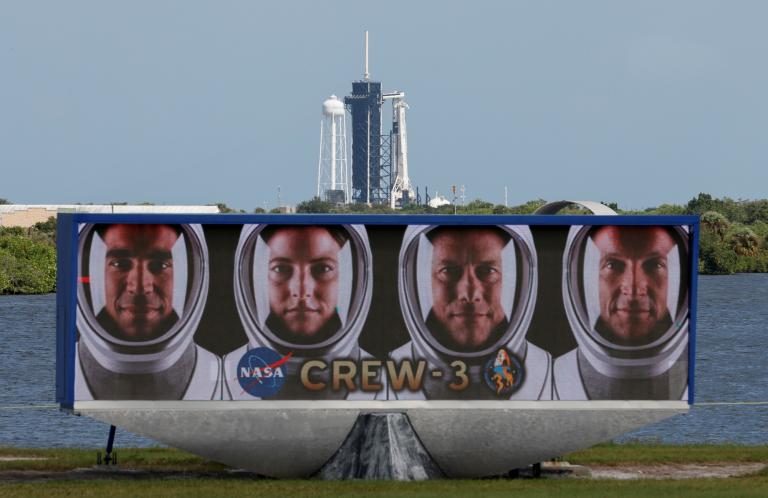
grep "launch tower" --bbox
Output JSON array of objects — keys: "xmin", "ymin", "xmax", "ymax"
[
  {"xmin": 344, "ymin": 32, "xmax": 388, "ymax": 205},
  {"xmin": 343, "ymin": 32, "xmax": 415, "ymax": 207}
]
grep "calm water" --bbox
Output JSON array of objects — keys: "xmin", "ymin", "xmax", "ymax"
[{"xmin": 1, "ymin": 274, "xmax": 767, "ymax": 448}]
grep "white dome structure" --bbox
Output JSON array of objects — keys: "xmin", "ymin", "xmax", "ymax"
[
  {"xmin": 322, "ymin": 95, "xmax": 346, "ymax": 117},
  {"xmin": 428, "ymin": 194, "xmax": 451, "ymax": 208}
]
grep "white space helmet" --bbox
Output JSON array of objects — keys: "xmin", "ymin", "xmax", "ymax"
[
  {"xmin": 233, "ymin": 224, "xmax": 373, "ymax": 359},
  {"xmin": 76, "ymin": 223, "xmax": 209, "ymax": 374},
  {"xmin": 397, "ymin": 225, "xmax": 538, "ymax": 367},
  {"xmin": 562, "ymin": 225, "xmax": 689, "ymax": 379}
]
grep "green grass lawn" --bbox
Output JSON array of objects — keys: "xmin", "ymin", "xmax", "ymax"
[
  {"xmin": 2, "ymin": 477, "xmax": 768, "ymax": 498},
  {"xmin": 567, "ymin": 442, "xmax": 768, "ymax": 466},
  {"xmin": 1, "ymin": 444, "xmax": 767, "ymax": 497},
  {"xmin": 3, "ymin": 443, "xmax": 767, "ymax": 471},
  {"xmin": 0, "ymin": 446, "xmax": 227, "ymax": 472}
]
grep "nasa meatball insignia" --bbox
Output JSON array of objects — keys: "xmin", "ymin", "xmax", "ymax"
[{"xmin": 237, "ymin": 347, "xmax": 292, "ymax": 398}]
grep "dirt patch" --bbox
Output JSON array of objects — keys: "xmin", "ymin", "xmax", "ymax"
[
  {"xmin": 586, "ymin": 463, "xmax": 766, "ymax": 480},
  {"xmin": 0, "ymin": 457, "xmax": 48, "ymax": 462}
]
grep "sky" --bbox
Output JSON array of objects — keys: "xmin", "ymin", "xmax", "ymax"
[{"xmin": 1, "ymin": 1, "xmax": 766, "ymax": 211}]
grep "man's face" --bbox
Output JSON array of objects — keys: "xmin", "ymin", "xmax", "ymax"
[
  {"xmin": 102, "ymin": 225, "xmax": 179, "ymax": 341},
  {"xmin": 592, "ymin": 226, "xmax": 676, "ymax": 343},
  {"xmin": 267, "ymin": 227, "xmax": 341, "ymax": 342},
  {"xmin": 430, "ymin": 228, "xmax": 507, "ymax": 351}
]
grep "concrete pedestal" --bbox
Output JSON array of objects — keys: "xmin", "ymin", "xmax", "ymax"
[{"xmin": 317, "ymin": 413, "xmax": 443, "ymax": 480}]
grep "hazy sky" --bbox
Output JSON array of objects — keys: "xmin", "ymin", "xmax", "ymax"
[{"xmin": 1, "ymin": 1, "xmax": 766, "ymax": 210}]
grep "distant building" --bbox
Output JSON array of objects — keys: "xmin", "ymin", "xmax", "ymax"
[
  {"xmin": 274, "ymin": 206, "xmax": 297, "ymax": 214},
  {"xmin": 0, "ymin": 205, "xmax": 220, "ymax": 228},
  {"xmin": 428, "ymin": 195, "xmax": 451, "ymax": 209}
]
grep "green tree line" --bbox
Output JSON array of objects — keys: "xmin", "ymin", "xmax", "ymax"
[
  {"xmin": 1, "ymin": 193, "xmax": 767, "ymax": 294},
  {"xmin": 0, "ymin": 218, "xmax": 57, "ymax": 294}
]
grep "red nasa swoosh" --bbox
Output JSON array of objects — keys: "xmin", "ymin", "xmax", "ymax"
[
  {"xmin": 267, "ymin": 351, "xmax": 293, "ymax": 370},
  {"xmin": 240, "ymin": 351, "xmax": 293, "ymax": 392}
]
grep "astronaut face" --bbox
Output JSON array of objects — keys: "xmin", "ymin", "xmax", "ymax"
[
  {"xmin": 101, "ymin": 224, "xmax": 179, "ymax": 341},
  {"xmin": 591, "ymin": 226, "xmax": 676, "ymax": 344},
  {"xmin": 429, "ymin": 228, "xmax": 507, "ymax": 351},
  {"xmin": 266, "ymin": 227, "xmax": 342, "ymax": 343}
]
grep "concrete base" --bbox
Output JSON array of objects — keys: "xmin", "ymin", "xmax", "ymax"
[
  {"xmin": 73, "ymin": 400, "xmax": 687, "ymax": 478},
  {"xmin": 317, "ymin": 413, "xmax": 443, "ymax": 480}
]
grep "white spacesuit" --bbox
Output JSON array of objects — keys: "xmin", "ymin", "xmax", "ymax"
[
  {"xmin": 74, "ymin": 223, "xmax": 223, "ymax": 401},
  {"xmin": 225, "ymin": 224, "xmax": 385, "ymax": 400},
  {"xmin": 553, "ymin": 225, "xmax": 689, "ymax": 401},
  {"xmin": 389, "ymin": 225, "xmax": 552, "ymax": 400}
]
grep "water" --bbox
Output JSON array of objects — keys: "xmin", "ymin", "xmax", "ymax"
[
  {"xmin": 1, "ymin": 274, "xmax": 767, "ymax": 448},
  {"xmin": 615, "ymin": 273, "xmax": 768, "ymax": 445}
]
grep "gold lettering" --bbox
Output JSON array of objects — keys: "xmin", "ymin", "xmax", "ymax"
[
  {"xmin": 301, "ymin": 360, "xmax": 327, "ymax": 391},
  {"xmin": 386, "ymin": 360, "xmax": 426, "ymax": 391},
  {"xmin": 332, "ymin": 360, "xmax": 357, "ymax": 391},
  {"xmin": 361, "ymin": 360, "xmax": 382, "ymax": 392},
  {"xmin": 448, "ymin": 360, "xmax": 469, "ymax": 391}
]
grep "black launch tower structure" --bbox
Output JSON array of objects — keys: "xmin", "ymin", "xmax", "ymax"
[{"xmin": 345, "ymin": 81, "xmax": 391, "ymax": 205}]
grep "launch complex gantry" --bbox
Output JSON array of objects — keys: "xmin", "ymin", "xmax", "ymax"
[{"xmin": 344, "ymin": 32, "xmax": 415, "ymax": 208}]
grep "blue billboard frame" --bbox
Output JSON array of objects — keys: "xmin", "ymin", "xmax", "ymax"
[{"xmin": 56, "ymin": 213, "xmax": 699, "ymax": 409}]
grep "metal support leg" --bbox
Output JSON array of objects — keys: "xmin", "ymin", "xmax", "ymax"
[{"xmin": 104, "ymin": 425, "xmax": 117, "ymax": 465}]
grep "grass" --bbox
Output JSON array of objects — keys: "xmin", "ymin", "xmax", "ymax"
[
  {"xmin": 566, "ymin": 442, "xmax": 768, "ymax": 466},
  {"xmin": 3, "ymin": 443, "xmax": 767, "ymax": 472},
  {"xmin": 0, "ymin": 446, "xmax": 226, "ymax": 472},
  {"xmin": 1, "ymin": 443, "xmax": 767, "ymax": 497},
  {"xmin": 2, "ymin": 478, "xmax": 768, "ymax": 498}
]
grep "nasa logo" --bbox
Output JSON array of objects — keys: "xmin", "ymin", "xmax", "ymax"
[
  {"xmin": 236, "ymin": 347, "xmax": 292, "ymax": 398},
  {"xmin": 483, "ymin": 348, "xmax": 524, "ymax": 397}
]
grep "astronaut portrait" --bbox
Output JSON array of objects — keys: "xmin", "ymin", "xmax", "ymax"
[
  {"xmin": 591, "ymin": 226, "xmax": 677, "ymax": 346},
  {"xmin": 392, "ymin": 225, "xmax": 551, "ymax": 400},
  {"xmin": 427, "ymin": 227, "xmax": 509, "ymax": 352},
  {"xmin": 228, "ymin": 224, "xmax": 382, "ymax": 400},
  {"xmin": 554, "ymin": 225, "xmax": 689, "ymax": 400},
  {"xmin": 261, "ymin": 226, "xmax": 347, "ymax": 345},
  {"xmin": 75, "ymin": 223, "xmax": 221, "ymax": 401},
  {"xmin": 97, "ymin": 224, "xmax": 181, "ymax": 341}
]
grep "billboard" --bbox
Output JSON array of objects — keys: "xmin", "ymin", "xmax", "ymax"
[{"xmin": 58, "ymin": 216, "xmax": 696, "ymax": 405}]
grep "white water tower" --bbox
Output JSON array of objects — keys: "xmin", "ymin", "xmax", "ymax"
[{"xmin": 317, "ymin": 95, "xmax": 350, "ymax": 204}]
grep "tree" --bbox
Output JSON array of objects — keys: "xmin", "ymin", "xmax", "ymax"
[
  {"xmin": 507, "ymin": 199, "xmax": 547, "ymax": 214},
  {"xmin": 465, "ymin": 199, "xmax": 494, "ymax": 213},
  {"xmin": 744, "ymin": 199, "xmax": 768, "ymax": 224},
  {"xmin": 0, "ymin": 235, "xmax": 56, "ymax": 294},
  {"xmin": 648, "ymin": 204, "xmax": 687, "ymax": 215},
  {"xmin": 701, "ymin": 211, "xmax": 730, "ymax": 241},
  {"xmin": 212, "ymin": 203, "xmax": 245, "ymax": 214},
  {"xmin": 33, "ymin": 217, "xmax": 57, "ymax": 235},
  {"xmin": 296, "ymin": 197, "xmax": 334, "ymax": 213},
  {"xmin": 0, "ymin": 263, "xmax": 10, "ymax": 293},
  {"xmin": 686, "ymin": 193, "xmax": 717, "ymax": 215},
  {"xmin": 0, "ymin": 198, "xmax": 10, "ymax": 205},
  {"xmin": 729, "ymin": 226, "xmax": 760, "ymax": 257}
]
